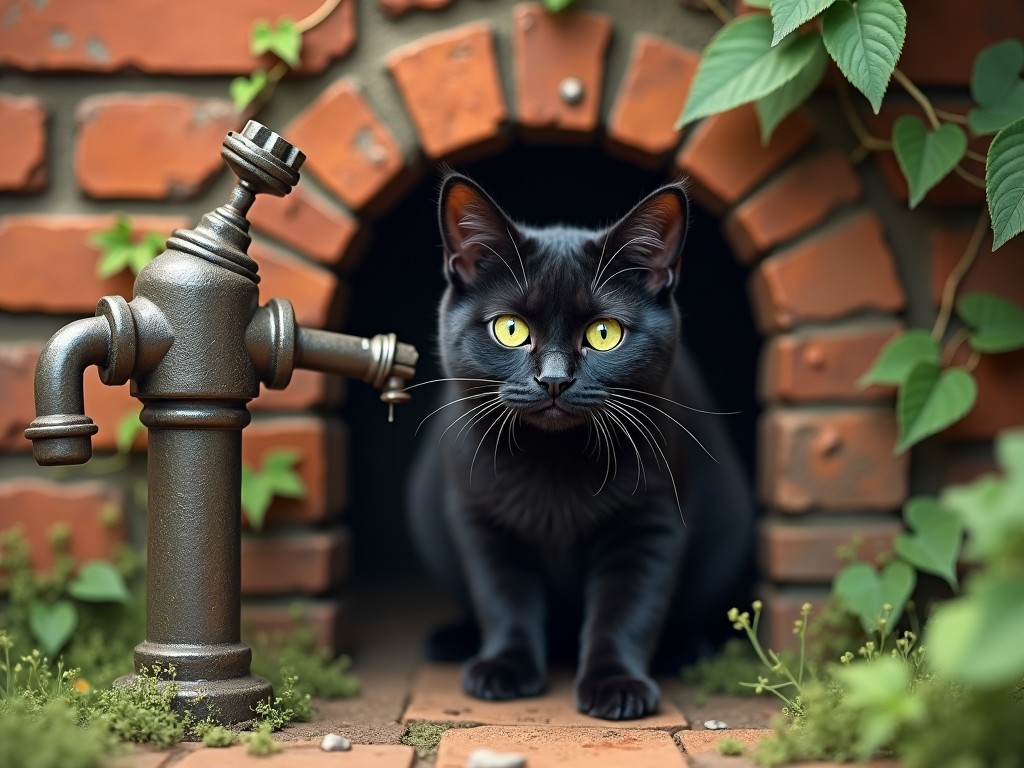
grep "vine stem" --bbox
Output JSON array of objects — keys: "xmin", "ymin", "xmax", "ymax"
[
  {"xmin": 892, "ymin": 68, "xmax": 940, "ymax": 130},
  {"xmin": 935, "ymin": 107, "xmax": 969, "ymax": 125},
  {"xmin": 932, "ymin": 208, "xmax": 989, "ymax": 341},
  {"xmin": 700, "ymin": 0, "xmax": 734, "ymax": 25},
  {"xmin": 837, "ymin": 79, "xmax": 891, "ymax": 152},
  {"xmin": 294, "ymin": 0, "xmax": 343, "ymax": 33}
]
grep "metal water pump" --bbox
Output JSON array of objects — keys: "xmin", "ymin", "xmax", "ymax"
[{"xmin": 24, "ymin": 121, "xmax": 418, "ymax": 723}]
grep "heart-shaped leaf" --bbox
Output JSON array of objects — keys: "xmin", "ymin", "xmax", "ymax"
[
  {"xmin": 241, "ymin": 465, "xmax": 273, "ymax": 533},
  {"xmin": 678, "ymin": 14, "xmax": 822, "ymax": 127},
  {"xmin": 958, "ymin": 291, "xmax": 1024, "ymax": 353},
  {"xmin": 28, "ymin": 600, "xmax": 78, "ymax": 658},
  {"xmin": 896, "ymin": 361, "xmax": 977, "ymax": 453},
  {"xmin": 251, "ymin": 19, "xmax": 302, "ymax": 68},
  {"xmin": 894, "ymin": 497, "xmax": 963, "ymax": 589},
  {"xmin": 892, "ymin": 117, "xmax": 967, "ymax": 208},
  {"xmin": 68, "ymin": 561, "xmax": 131, "ymax": 603},
  {"xmin": 822, "ymin": 0, "xmax": 906, "ymax": 113},
  {"xmin": 230, "ymin": 71, "xmax": 268, "ymax": 113},
  {"xmin": 770, "ymin": 0, "xmax": 837, "ymax": 46},
  {"xmin": 833, "ymin": 560, "xmax": 916, "ymax": 635},
  {"xmin": 756, "ymin": 32, "xmax": 828, "ymax": 144},
  {"xmin": 987, "ymin": 118, "xmax": 1024, "ymax": 250},
  {"xmin": 858, "ymin": 330, "xmax": 940, "ymax": 388},
  {"xmin": 968, "ymin": 39, "xmax": 1024, "ymax": 136}
]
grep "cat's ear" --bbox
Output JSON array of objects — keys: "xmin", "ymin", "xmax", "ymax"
[
  {"xmin": 438, "ymin": 173, "xmax": 518, "ymax": 287},
  {"xmin": 601, "ymin": 183, "xmax": 689, "ymax": 295}
]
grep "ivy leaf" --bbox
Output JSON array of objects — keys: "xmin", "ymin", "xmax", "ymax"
[
  {"xmin": 821, "ymin": 0, "xmax": 906, "ymax": 113},
  {"xmin": 756, "ymin": 32, "xmax": 827, "ymax": 144},
  {"xmin": 833, "ymin": 560, "xmax": 915, "ymax": 635},
  {"xmin": 896, "ymin": 361, "xmax": 977, "ymax": 453},
  {"xmin": 230, "ymin": 70, "xmax": 269, "ymax": 113},
  {"xmin": 770, "ymin": 0, "xmax": 837, "ymax": 46},
  {"xmin": 858, "ymin": 330, "xmax": 940, "ymax": 388},
  {"xmin": 677, "ymin": 14, "xmax": 822, "ymax": 127},
  {"xmin": 958, "ymin": 292, "xmax": 1024, "ymax": 353},
  {"xmin": 115, "ymin": 410, "xmax": 144, "ymax": 454},
  {"xmin": 893, "ymin": 496, "xmax": 963, "ymax": 589},
  {"xmin": 241, "ymin": 450, "xmax": 306, "ymax": 532},
  {"xmin": 28, "ymin": 600, "xmax": 78, "ymax": 658},
  {"xmin": 892, "ymin": 116, "xmax": 967, "ymax": 208},
  {"xmin": 987, "ymin": 117, "xmax": 1024, "ymax": 250},
  {"xmin": 67, "ymin": 561, "xmax": 131, "ymax": 603},
  {"xmin": 251, "ymin": 19, "xmax": 302, "ymax": 69},
  {"xmin": 968, "ymin": 39, "xmax": 1024, "ymax": 136},
  {"xmin": 241, "ymin": 466, "xmax": 272, "ymax": 533},
  {"xmin": 90, "ymin": 215, "xmax": 163, "ymax": 278}
]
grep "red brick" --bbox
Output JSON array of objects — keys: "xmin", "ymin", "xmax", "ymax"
[
  {"xmin": 759, "ymin": 408, "xmax": 908, "ymax": 512},
  {"xmin": 759, "ymin": 323, "xmax": 902, "ymax": 403},
  {"xmin": 748, "ymin": 213, "xmax": 905, "ymax": 333},
  {"xmin": 255, "ymin": 371, "xmax": 342, "ymax": 411},
  {"xmin": 249, "ymin": 187, "xmax": 359, "ymax": 268},
  {"xmin": 242, "ymin": 597, "xmax": 351, "ymax": 651},
  {"xmin": 387, "ymin": 22, "xmax": 507, "ymax": 161},
  {"xmin": 252, "ymin": 241, "xmax": 339, "ymax": 328},
  {"xmin": 240, "ymin": 529, "xmax": 349, "ymax": 596},
  {"xmin": 676, "ymin": 104, "xmax": 816, "ymax": 214},
  {"xmin": 943, "ymin": 350, "xmax": 1024, "ymax": 441},
  {"xmin": 378, "ymin": 0, "xmax": 452, "ymax": 17},
  {"xmin": 0, "ymin": 214, "xmax": 185, "ymax": 314},
  {"xmin": 75, "ymin": 94, "xmax": 237, "ymax": 200},
  {"xmin": 173, "ymin": 742, "xmax": 412, "ymax": 768},
  {"xmin": 605, "ymin": 35, "xmax": 699, "ymax": 165},
  {"xmin": 0, "ymin": 0, "xmax": 355, "ymax": 75},
  {"xmin": 757, "ymin": 584, "xmax": 830, "ymax": 653},
  {"xmin": 0, "ymin": 343, "xmax": 41, "ymax": 452},
  {"xmin": 930, "ymin": 227, "xmax": 1024, "ymax": 309},
  {"xmin": 678, "ymin": 729, "xmax": 770, "ymax": 756},
  {"xmin": 512, "ymin": 3, "xmax": 612, "ymax": 138},
  {"xmin": 0, "ymin": 94, "xmax": 47, "ymax": 192},
  {"xmin": 242, "ymin": 417, "xmax": 348, "ymax": 527},
  {"xmin": 724, "ymin": 152, "xmax": 862, "ymax": 263},
  {"xmin": 759, "ymin": 519, "xmax": 902, "ymax": 582},
  {"xmin": 286, "ymin": 78, "xmax": 404, "ymax": 211},
  {"xmin": 0, "ymin": 480, "xmax": 126, "ymax": 573}
]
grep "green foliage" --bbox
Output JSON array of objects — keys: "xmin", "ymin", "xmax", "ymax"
[
  {"xmin": 681, "ymin": 638, "xmax": 766, "ymax": 695},
  {"xmin": 542, "ymin": 0, "xmax": 575, "ymax": 11},
  {"xmin": 90, "ymin": 214, "xmax": 164, "ymax": 278},
  {"xmin": 250, "ymin": 622, "xmax": 360, "ymax": 701},
  {"xmin": 678, "ymin": 15, "xmax": 822, "ymax": 127},
  {"xmin": 0, "ymin": 698, "xmax": 116, "ymax": 768},
  {"xmin": 769, "ymin": 0, "xmax": 834, "ymax": 46},
  {"xmin": 891, "ymin": 117, "xmax": 967, "ymax": 208},
  {"xmin": 241, "ymin": 722, "xmax": 281, "ymax": 756},
  {"xmin": 832, "ymin": 561, "xmax": 914, "ymax": 636},
  {"xmin": 200, "ymin": 725, "xmax": 237, "ymax": 747},
  {"xmin": 402, "ymin": 721, "xmax": 451, "ymax": 758},
  {"xmin": 755, "ymin": 33, "xmax": 827, "ymax": 144},
  {"xmin": 896, "ymin": 362, "xmax": 977, "ymax": 453},
  {"xmin": 968, "ymin": 39, "xmax": 1024, "ymax": 136},
  {"xmin": 93, "ymin": 665, "xmax": 185, "ymax": 747},
  {"xmin": 987, "ymin": 117, "xmax": 1024, "ymax": 250},
  {"xmin": 958, "ymin": 292, "xmax": 1024, "ymax": 353},
  {"xmin": 241, "ymin": 450, "xmax": 306, "ymax": 532},
  {"xmin": 893, "ymin": 497, "xmax": 962, "ymax": 589},
  {"xmin": 115, "ymin": 409, "xmax": 144, "ymax": 454},
  {"xmin": 857, "ymin": 330, "xmax": 939, "ymax": 388},
  {"xmin": 67, "ymin": 562, "xmax": 131, "ymax": 604},
  {"xmin": 27, "ymin": 602, "xmax": 77, "ymax": 660},
  {"xmin": 716, "ymin": 737, "xmax": 746, "ymax": 756},
  {"xmin": 231, "ymin": 70, "xmax": 269, "ymax": 112},
  {"xmin": 251, "ymin": 19, "xmax": 302, "ymax": 68},
  {"xmin": 820, "ymin": 0, "xmax": 905, "ymax": 113}
]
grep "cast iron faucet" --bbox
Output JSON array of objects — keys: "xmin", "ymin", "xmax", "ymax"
[{"xmin": 25, "ymin": 121, "xmax": 417, "ymax": 723}]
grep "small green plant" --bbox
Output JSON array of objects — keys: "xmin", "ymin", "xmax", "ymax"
[
  {"xmin": 241, "ymin": 722, "xmax": 281, "ymax": 756},
  {"xmin": 250, "ymin": 620, "xmax": 359, "ymax": 701},
  {"xmin": 93, "ymin": 665, "xmax": 186, "ymax": 748},
  {"xmin": 240, "ymin": 449, "xmax": 306, "ymax": 532},
  {"xmin": 401, "ymin": 721, "xmax": 451, "ymax": 759},
  {"xmin": 717, "ymin": 737, "xmax": 746, "ymax": 756},
  {"xmin": 199, "ymin": 724, "xmax": 237, "ymax": 748},
  {"xmin": 681, "ymin": 638, "xmax": 765, "ymax": 696},
  {"xmin": 89, "ymin": 214, "xmax": 165, "ymax": 278}
]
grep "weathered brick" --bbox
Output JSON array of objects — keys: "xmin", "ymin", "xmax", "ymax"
[
  {"xmin": 930, "ymin": 227, "xmax": 1024, "ymax": 309},
  {"xmin": 0, "ymin": 0, "xmax": 355, "ymax": 75},
  {"xmin": 759, "ymin": 408, "xmax": 908, "ymax": 512},
  {"xmin": 388, "ymin": 22, "xmax": 507, "ymax": 161},
  {"xmin": 760, "ymin": 519, "xmax": 902, "ymax": 582},
  {"xmin": 286, "ymin": 79, "xmax": 404, "ymax": 211},
  {"xmin": 943, "ymin": 350, "xmax": 1024, "ymax": 441},
  {"xmin": 0, "ymin": 343, "xmax": 42, "ymax": 452},
  {"xmin": 0, "ymin": 215, "xmax": 185, "ymax": 314},
  {"xmin": 242, "ymin": 596, "xmax": 352, "ymax": 652},
  {"xmin": 757, "ymin": 584, "xmax": 830, "ymax": 653},
  {"xmin": 724, "ymin": 152, "xmax": 862, "ymax": 263},
  {"xmin": 251, "ymin": 241, "xmax": 339, "ymax": 328},
  {"xmin": 240, "ymin": 529, "xmax": 349, "ymax": 596},
  {"xmin": 676, "ymin": 104, "xmax": 816, "ymax": 214},
  {"xmin": 678, "ymin": 729, "xmax": 770, "ymax": 756},
  {"xmin": 748, "ymin": 213, "xmax": 905, "ymax": 333},
  {"xmin": 255, "ymin": 371, "xmax": 341, "ymax": 412},
  {"xmin": 75, "ymin": 94, "xmax": 237, "ymax": 199},
  {"xmin": 378, "ymin": 0, "xmax": 452, "ymax": 18},
  {"xmin": 0, "ymin": 480, "xmax": 126, "ymax": 573},
  {"xmin": 759, "ymin": 323, "xmax": 902, "ymax": 403},
  {"xmin": 172, "ymin": 741, "xmax": 413, "ymax": 768},
  {"xmin": 249, "ymin": 188, "xmax": 359, "ymax": 268},
  {"xmin": 512, "ymin": 3, "xmax": 612, "ymax": 138},
  {"xmin": 242, "ymin": 417, "xmax": 347, "ymax": 527},
  {"xmin": 0, "ymin": 94, "xmax": 47, "ymax": 192},
  {"xmin": 605, "ymin": 35, "xmax": 698, "ymax": 165}
]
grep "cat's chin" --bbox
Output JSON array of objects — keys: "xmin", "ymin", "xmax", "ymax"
[{"xmin": 521, "ymin": 405, "xmax": 587, "ymax": 432}]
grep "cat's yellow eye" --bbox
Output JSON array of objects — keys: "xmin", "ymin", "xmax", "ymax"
[
  {"xmin": 585, "ymin": 318, "xmax": 623, "ymax": 351},
  {"xmin": 493, "ymin": 314, "xmax": 530, "ymax": 347}
]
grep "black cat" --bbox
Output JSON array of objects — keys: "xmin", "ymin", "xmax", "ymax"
[{"xmin": 406, "ymin": 173, "xmax": 755, "ymax": 720}]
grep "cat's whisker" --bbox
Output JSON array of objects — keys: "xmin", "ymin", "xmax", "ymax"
[
  {"xmin": 477, "ymin": 241, "xmax": 527, "ymax": 296},
  {"xmin": 591, "ymin": 234, "xmax": 654, "ymax": 291},
  {"xmin": 438, "ymin": 397, "xmax": 501, "ymax": 446},
  {"xmin": 592, "ymin": 411, "xmax": 617, "ymax": 497},
  {"xmin": 611, "ymin": 393, "xmax": 720, "ymax": 464},
  {"xmin": 605, "ymin": 400, "xmax": 664, "ymax": 473},
  {"xmin": 402, "ymin": 377, "xmax": 503, "ymax": 392},
  {"xmin": 611, "ymin": 387, "xmax": 740, "ymax": 415},
  {"xmin": 606, "ymin": 402, "xmax": 685, "ymax": 524},
  {"xmin": 591, "ymin": 230, "xmax": 611, "ymax": 291},
  {"xmin": 493, "ymin": 407, "xmax": 515, "ymax": 476},
  {"xmin": 595, "ymin": 266, "xmax": 655, "ymax": 296},
  {"xmin": 608, "ymin": 397, "xmax": 669, "ymax": 450},
  {"xmin": 456, "ymin": 399, "xmax": 506, "ymax": 447},
  {"xmin": 602, "ymin": 407, "xmax": 646, "ymax": 495},
  {"xmin": 470, "ymin": 405, "xmax": 509, "ymax": 484},
  {"xmin": 417, "ymin": 389, "xmax": 499, "ymax": 436},
  {"xmin": 507, "ymin": 227, "xmax": 529, "ymax": 292}
]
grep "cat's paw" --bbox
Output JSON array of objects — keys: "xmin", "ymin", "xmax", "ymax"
[
  {"xmin": 461, "ymin": 654, "xmax": 545, "ymax": 700},
  {"xmin": 574, "ymin": 671, "xmax": 660, "ymax": 720}
]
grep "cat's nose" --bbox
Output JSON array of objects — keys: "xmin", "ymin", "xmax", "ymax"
[{"xmin": 535, "ymin": 376, "xmax": 575, "ymax": 398}]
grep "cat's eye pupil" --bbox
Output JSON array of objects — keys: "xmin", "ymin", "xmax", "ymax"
[
  {"xmin": 506, "ymin": 319, "xmax": 516, "ymax": 335},
  {"xmin": 598, "ymin": 324, "xmax": 608, "ymax": 340}
]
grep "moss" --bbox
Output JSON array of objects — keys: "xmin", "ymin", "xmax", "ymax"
[
  {"xmin": 241, "ymin": 722, "xmax": 281, "ymax": 756},
  {"xmin": 93, "ymin": 665, "xmax": 186, "ymax": 748},
  {"xmin": 716, "ymin": 737, "xmax": 746, "ymax": 756},
  {"xmin": 682, "ymin": 638, "xmax": 766, "ymax": 696},
  {"xmin": 200, "ymin": 725, "xmax": 237, "ymax": 748},
  {"xmin": 401, "ymin": 721, "xmax": 451, "ymax": 758},
  {"xmin": 0, "ymin": 699, "xmax": 117, "ymax": 768}
]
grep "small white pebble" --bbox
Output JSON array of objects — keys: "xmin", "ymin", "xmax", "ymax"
[
  {"xmin": 320, "ymin": 733, "xmax": 352, "ymax": 751},
  {"xmin": 466, "ymin": 747, "xmax": 527, "ymax": 768},
  {"xmin": 703, "ymin": 719, "xmax": 728, "ymax": 730}
]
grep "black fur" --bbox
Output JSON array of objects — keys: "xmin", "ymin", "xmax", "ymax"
[{"xmin": 407, "ymin": 174, "xmax": 755, "ymax": 720}]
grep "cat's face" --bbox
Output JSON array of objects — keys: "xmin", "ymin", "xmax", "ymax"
[{"xmin": 437, "ymin": 175, "xmax": 688, "ymax": 432}]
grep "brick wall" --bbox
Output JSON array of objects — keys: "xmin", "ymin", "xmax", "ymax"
[{"xmin": 1, "ymin": 0, "xmax": 1022, "ymax": 653}]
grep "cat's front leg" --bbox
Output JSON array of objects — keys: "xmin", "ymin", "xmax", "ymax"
[
  {"xmin": 451, "ymin": 510, "xmax": 547, "ymax": 700},
  {"xmin": 575, "ymin": 514, "xmax": 685, "ymax": 720}
]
